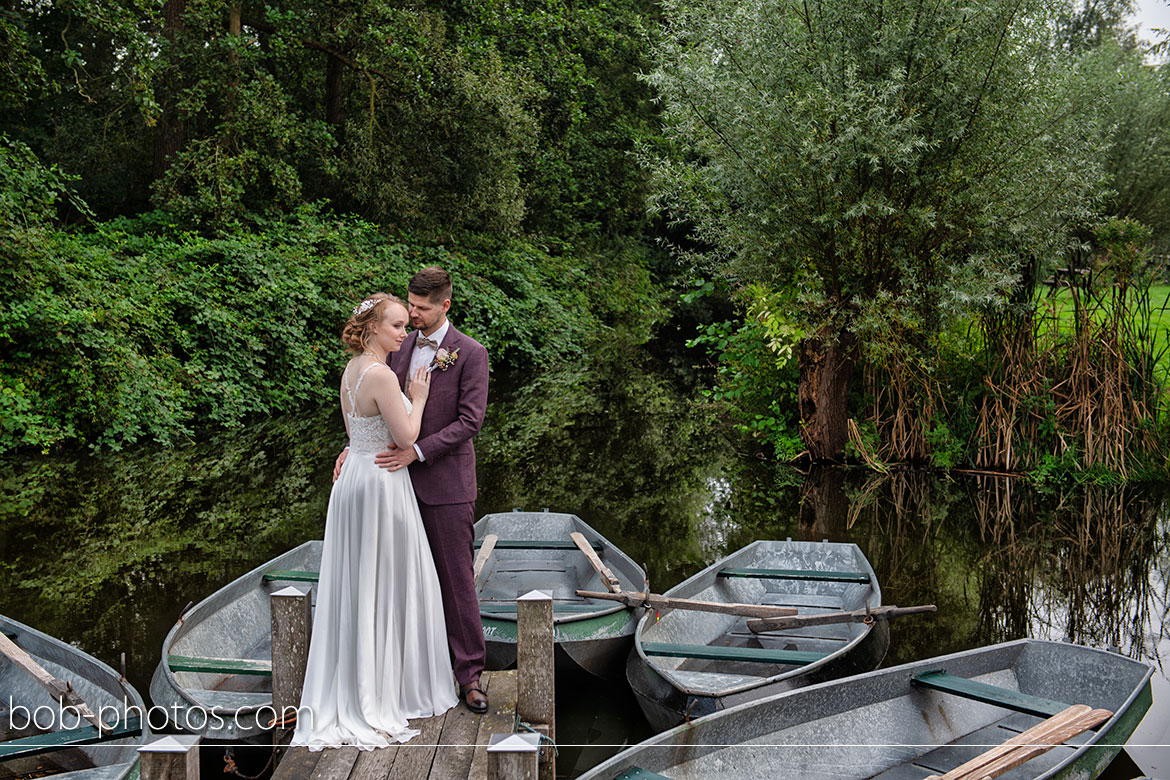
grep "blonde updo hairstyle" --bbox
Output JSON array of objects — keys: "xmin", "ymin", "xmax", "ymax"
[{"xmin": 342, "ymin": 293, "xmax": 406, "ymax": 354}]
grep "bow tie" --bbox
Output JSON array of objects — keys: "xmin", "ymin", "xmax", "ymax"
[{"xmin": 416, "ymin": 335, "xmax": 440, "ymax": 350}]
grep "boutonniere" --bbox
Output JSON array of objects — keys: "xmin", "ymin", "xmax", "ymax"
[{"xmin": 429, "ymin": 347, "xmax": 460, "ymax": 372}]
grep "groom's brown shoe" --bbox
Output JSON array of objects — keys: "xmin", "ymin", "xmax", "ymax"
[{"xmin": 461, "ymin": 682, "xmax": 488, "ymax": 714}]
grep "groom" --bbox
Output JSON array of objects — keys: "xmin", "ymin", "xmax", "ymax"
[{"xmin": 376, "ymin": 266, "xmax": 490, "ymax": 714}]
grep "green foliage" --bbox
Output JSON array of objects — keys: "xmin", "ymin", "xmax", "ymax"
[
  {"xmin": 0, "ymin": 0, "xmax": 660, "ymax": 241},
  {"xmin": 645, "ymin": 0, "xmax": 1107, "ymax": 357},
  {"xmin": 1082, "ymin": 44, "xmax": 1170, "ymax": 242},
  {"xmin": 0, "ymin": 195, "xmax": 627, "ymax": 454},
  {"xmin": 684, "ymin": 282, "xmax": 803, "ymax": 459},
  {"xmin": 924, "ymin": 422, "xmax": 964, "ymax": 470},
  {"xmin": 1094, "ymin": 216, "xmax": 1154, "ymax": 285}
]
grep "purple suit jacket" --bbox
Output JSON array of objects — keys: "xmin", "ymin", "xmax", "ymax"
[{"xmin": 389, "ymin": 324, "xmax": 489, "ymax": 506}]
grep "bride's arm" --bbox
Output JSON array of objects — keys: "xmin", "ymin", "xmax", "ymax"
[
  {"xmin": 369, "ymin": 365, "xmax": 429, "ymax": 447},
  {"xmin": 333, "ymin": 378, "xmax": 351, "ymax": 482}
]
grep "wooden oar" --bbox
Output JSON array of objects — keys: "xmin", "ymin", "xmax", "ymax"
[
  {"xmin": 570, "ymin": 532, "xmax": 622, "ymax": 593},
  {"xmin": 0, "ymin": 633, "xmax": 108, "ymax": 734},
  {"xmin": 576, "ymin": 589, "xmax": 798, "ymax": 619},
  {"xmin": 924, "ymin": 704, "xmax": 1112, "ymax": 780},
  {"xmin": 746, "ymin": 604, "xmax": 937, "ymax": 633},
  {"xmin": 473, "ymin": 534, "xmax": 498, "ymax": 584}
]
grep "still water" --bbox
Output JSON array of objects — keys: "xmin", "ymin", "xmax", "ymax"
[{"xmin": 0, "ymin": 366, "xmax": 1167, "ymax": 778}]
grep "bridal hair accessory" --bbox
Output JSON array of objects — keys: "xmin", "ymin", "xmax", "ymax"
[
  {"xmin": 352, "ymin": 298, "xmax": 381, "ymax": 317},
  {"xmin": 429, "ymin": 347, "xmax": 460, "ymax": 372}
]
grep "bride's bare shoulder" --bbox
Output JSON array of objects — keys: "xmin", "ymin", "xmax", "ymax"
[{"xmin": 364, "ymin": 363, "xmax": 400, "ymax": 387}]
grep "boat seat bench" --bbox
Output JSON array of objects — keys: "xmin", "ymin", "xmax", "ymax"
[
  {"xmin": 642, "ymin": 642, "xmax": 827, "ymax": 665},
  {"xmin": 473, "ymin": 539, "xmax": 602, "ymax": 550},
  {"xmin": 263, "ymin": 539, "xmax": 606, "ymax": 585},
  {"xmin": 168, "ymin": 655, "xmax": 273, "ymax": 676},
  {"xmin": 911, "ymin": 670, "xmax": 1070, "ymax": 719},
  {"xmin": 0, "ymin": 716, "xmax": 142, "ymax": 761},
  {"xmin": 263, "ymin": 570, "xmax": 318, "ymax": 582},
  {"xmin": 717, "ymin": 567, "xmax": 871, "ymax": 584}
]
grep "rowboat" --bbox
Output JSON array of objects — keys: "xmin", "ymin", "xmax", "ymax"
[
  {"xmin": 150, "ymin": 540, "xmax": 321, "ymax": 740},
  {"xmin": 582, "ymin": 639, "xmax": 1154, "ymax": 780},
  {"xmin": 475, "ymin": 510, "xmax": 647, "ymax": 678},
  {"xmin": 1, "ymin": 615, "xmax": 148, "ymax": 779},
  {"xmin": 627, "ymin": 538, "xmax": 889, "ymax": 731}
]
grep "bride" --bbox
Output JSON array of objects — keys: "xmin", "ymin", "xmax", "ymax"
[{"xmin": 292, "ymin": 293, "xmax": 458, "ymax": 749}]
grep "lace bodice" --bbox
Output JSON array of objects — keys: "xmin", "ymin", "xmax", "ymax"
[{"xmin": 344, "ymin": 362, "xmax": 411, "ymax": 453}]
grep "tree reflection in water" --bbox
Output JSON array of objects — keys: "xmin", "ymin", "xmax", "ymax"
[{"xmin": 0, "ymin": 360, "xmax": 1167, "ymax": 775}]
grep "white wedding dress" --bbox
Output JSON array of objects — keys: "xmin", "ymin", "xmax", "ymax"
[{"xmin": 292, "ymin": 363, "xmax": 457, "ymax": 749}]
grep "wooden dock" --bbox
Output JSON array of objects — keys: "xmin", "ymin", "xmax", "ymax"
[{"xmin": 270, "ymin": 669, "xmax": 519, "ymax": 780}]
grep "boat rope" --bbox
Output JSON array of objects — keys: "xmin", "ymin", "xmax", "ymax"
[
  {"xmin": 516, "ymin": 719, "xmax": 559, "ymax": 756},
  {"xmin": 223, "ymin": 744, "xmax": 277, "ymax": 779}
]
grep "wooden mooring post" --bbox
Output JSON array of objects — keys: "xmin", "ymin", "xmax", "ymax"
[
  {"xmin": 138, "ymin": 734, "xmax": 200, "ymax": 780},
  {"xmin": 486, "ymin": 733, "xmax": 540, "ymax": 780},
  {"xmin": 514, "ymin": 589, "xmax": 555, "ymax": 780},
  {"xmin": 270, "ymin": 585, "xmax": 312, "ymax": 738}
]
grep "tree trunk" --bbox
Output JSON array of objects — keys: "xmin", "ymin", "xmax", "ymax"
[
  {"xmin": 798, "ymin": 466, "xmax": 850, "ymax": 536},
  {"xmin": 797, "ymin": 327, "xmax": 858, "ymax": 461},
  {"xmin": 151, "ymin": 0, "xmax": 187, "ymax": 183},
  {"xmin": 325, "ymin": 54, "xmax": 345, "ymax": 142}
]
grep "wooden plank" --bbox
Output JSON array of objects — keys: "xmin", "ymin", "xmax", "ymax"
[
  {"xmin": 0, "ymin": 633, "xmax": 106, "ymax": 733},
  {"xmin": 167, "ymin": 655, "xmax": 272, "ymax": 676},
  {"xmin": 428, "ymin": 691, "xmax": 482, "ymax": 779},
  {"xmin": 473, "ymin": 534, "xmax": 499, "ymax": 583},
  {"xmin": 469, "ymin": 671, "xmax": 519, "ymax": 780},
  {"xmin": 263, "ymin": 570, "xmax": 320, "ymax": 583},
  {"xmin": 310, "ymin": 746, "xmax": 360, "ymax": 780},
  {"xmin": 474, "ymin": 540, "xmax": 601, "ymax": 550},
  {"xmin": 384, "ymin": 711, "xmax": 445, "ymax": 780},
  {"xmin": 747, "ymin": 604, "xmax": 937, "ymax": 633},
  {"xmin": 911, "ymin": 671, "xmax": 1069, "ymax": 719},
  {"xmin": 271, "ymin": 746, "xmax": 324, "ymax": 780},
  {"xmin": 924, "ymin": 705, "xmax": 1112, "ymax": 780},
  {"xmin": 570, "ymin": 532, "xmax": 622, "ymax": 593},
  {"xmin": 348, "ymin": 744, "xmax": 398, "ymax": 779},
  {"xmin": 577, "ymin": 589, "xmax": 798, "ymax": 619},
  {"xmin": 0, "ymin": 716, "xmax": 141, "ymax": 761},
  {"xmin": 641, "ymin": 642, "xmax": 826, "ymax": 665},
  {"xmin": 950, "ymin": 708, "xmax": 1111, "ymax": 780},
  {"xmin": 717, "ymin": 567, "xmax": 871, "ymax": 584}
]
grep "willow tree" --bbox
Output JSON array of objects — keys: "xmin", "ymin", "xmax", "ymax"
[{"xmin": 645, "ymin": 0, "xmax": 1105, "ymax": 460}]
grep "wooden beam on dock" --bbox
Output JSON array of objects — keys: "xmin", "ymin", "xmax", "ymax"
[
  {"xmin": 467, "ymin": 669, "xmax": 519, "ymax": 780},
  {"xmin": 269, "ymin": 670, "xmax": 520, "ymax": 780}
]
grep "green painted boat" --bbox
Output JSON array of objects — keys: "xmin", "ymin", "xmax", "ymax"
[{"xmin": 476, "ymin": 510, "xmax": 647, "ymax": 679}]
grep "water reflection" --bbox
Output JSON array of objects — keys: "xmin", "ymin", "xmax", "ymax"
[{"xmin": 0, "ymin": 362, "xmax": 1167, "ymax": 777}]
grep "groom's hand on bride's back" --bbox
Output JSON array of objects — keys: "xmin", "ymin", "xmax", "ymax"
[
  {"xmin": 375, "ymin": 443, "xmax": 418, "ymax": 472},
  {"xmin": 333, "ymin": 448, "xmax": 348, "ymax": 483}
]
